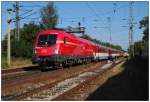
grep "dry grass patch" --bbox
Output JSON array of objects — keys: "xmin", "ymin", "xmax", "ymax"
[{"xmin": 2, "ymin": 57, "xmax": 32, "ymax": 69}]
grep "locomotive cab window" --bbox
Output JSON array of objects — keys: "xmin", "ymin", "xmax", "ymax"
[
  {"xmin": 38, "ymin": 34, "xmax": 57, "ymax": 47},
  {"xmin": 64, "ymin": 37, "xmax": 67, "ymax": 44}
]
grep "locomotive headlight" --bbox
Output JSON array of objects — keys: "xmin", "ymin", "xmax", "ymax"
[
  {"xmin": 33, "ymin": 49, "xmax": 37, "ymax": 54},
  {"xmin": 35, "ymin": 49, "xmax": 37, "ymax": 53},
  {"xmin": 54, "ymin": 48, "xmax": 59, "ymax": 54}
]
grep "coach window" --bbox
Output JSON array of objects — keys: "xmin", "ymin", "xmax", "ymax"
[{"xmin": 64, "ymin": 37, "xmax": 67, "ymax": 44}]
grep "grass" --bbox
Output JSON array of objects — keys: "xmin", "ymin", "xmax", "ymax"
[
  {"xmin": 1, "ymin": 56, "xmax": 32, "ymax": 69},
  {"xmin": 1, "ymin": 56, "xmax": 8, "ymax": 69}
]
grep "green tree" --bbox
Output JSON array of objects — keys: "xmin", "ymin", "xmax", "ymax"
[
  {"xmin": 17, "ymin": 22, "xmax": 41, "ymax": 57},
  {"xmin": 2, "ymin": 22, "xmax": 41, "ymax": 58},
  {"xmin": 133, "ymin": 16, "xmax": 149, "ymax": 55},
  {"xmin": 40, "ymin": 2, "xmax": 58, "ymax": 29},
  {"xmin": 113, "ymin": 45, "xmax": 122, "ymax": 51},
  {"xmin": 139, "ymin": 16, "xmax": 149, "ymax": 48},
  {"xmin": 80, "ymin": 34, "xmax": 92, "ymax": 40},
  {"xmin": 134, "ymin": 41, "xmax": 143, "ymax": 54}
]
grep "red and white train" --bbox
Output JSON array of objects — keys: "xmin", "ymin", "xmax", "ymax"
[{"xmin": 32, "ymin": 30, "xmax": 124, "ymax": 68}]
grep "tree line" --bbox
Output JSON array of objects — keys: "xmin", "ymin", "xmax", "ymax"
[{"xmin": 133, "ymin": 16, "xmax": 149, "ymax": 55}]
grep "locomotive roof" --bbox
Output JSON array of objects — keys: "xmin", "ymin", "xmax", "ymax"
[
  {"xmin": 39, "ymin": 30, "xmax": 95, "ymax": 45},
  {"xmin": 39, "ymin": 30, "xmax": 66, "ymax": 35},
  {"xmin": 39, "ymin": 30, "xmax": 123, "ymax": 52}
]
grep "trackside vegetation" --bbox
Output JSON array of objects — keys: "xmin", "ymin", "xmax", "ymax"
[{"xmin": 133, "ymin": 16, "xmax": 149, "ymax": 55}]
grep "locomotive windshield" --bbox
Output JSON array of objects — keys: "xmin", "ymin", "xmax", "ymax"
[{"xmin": 38, "ymin": 34, "xmax": 57, "ymax": 47}]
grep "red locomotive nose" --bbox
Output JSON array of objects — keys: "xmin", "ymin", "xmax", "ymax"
[{"xmin": 35, "ymin": 46, "xmax": 56, "ymax": 56}]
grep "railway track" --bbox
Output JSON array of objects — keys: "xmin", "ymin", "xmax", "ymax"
[
  {"xmin": 26, "ymin": 60, "xmax": 123, "ymax": 101},
  {"xmin": 2, "ymin": 65, "xmax": 40, "ymax": 83},
  {"xmin": 2, "ymin": 59, "xmax": 124, "ymax": 101},
  {"xmin": 54, "ymin": 60, "xmax": 124, "ymax": 100},
  {"xmin": 2, "ymin": 61, "xmax": 106, "ymax": 100},
  {"xmin": 2, "ymin": 65, "xmax": 39, "ymax": 74}
]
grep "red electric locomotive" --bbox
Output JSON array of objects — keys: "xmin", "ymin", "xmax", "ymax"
[
  {"xmin": 32, "ymin": 30, "xmax": 95, "ymax": 68},
  {"xmin": 32, "ymin": 29, "xmax": 123, "ymax": 69}
]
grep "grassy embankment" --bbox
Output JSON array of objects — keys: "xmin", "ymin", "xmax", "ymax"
[{"xmin": 2, "ymin": 56, "xmax": 32, "ymax": 70}]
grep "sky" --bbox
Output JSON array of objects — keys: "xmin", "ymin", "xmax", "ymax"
[{"xmin": 1, "ymin": 1, "xmax": 149, "ymax": 50}]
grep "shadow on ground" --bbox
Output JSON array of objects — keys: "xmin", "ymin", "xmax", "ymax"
[
  {"xmin": 86, "ymin": 56, "xmax": 149, "ymax": 100},
  {"xmin": 22, "ymin": 66, "xmax": 60, "ymax": 72}
]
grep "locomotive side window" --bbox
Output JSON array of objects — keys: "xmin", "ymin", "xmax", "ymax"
[
  {"xmin": 38, "ymin": 34, "xmax": 57, "ymax": 47},
  {"xmin": 64, "ymin": 37, "xmax": 67, "ymax": 44}
]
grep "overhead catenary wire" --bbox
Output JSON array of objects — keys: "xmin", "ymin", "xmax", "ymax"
[
  {"xmin": 19, "ymin": 5, "xmax": 43, "ymax": 8},
  {"xmin": 19, "ymin": 12, "xmax": 37, "ymax": 20},
  {"xmin": 57, "ymin": 2, "xmax": 129, "ymax": 30},
  {"xmin": 12, "ymin": 1, "xmax": 43, "ymax": 24},
  {"xmin": 86, "ymin": 2, "xmax": 134, "ymax": 47},
  {"xmin": 19, "ymin": 10, "xmax": 33, "ymax": 17},
  {"xmin": 21, "ymin": 20, "xmax": 40, "ymax": 23},
  {"xmin": 86, "ymin": 2, "xmax": 107, "ymax": 26},
  {"xmin": 21, "ymin": 17, "xmax": 40, "ymax": 20},
  {"xmin": 60, "ymin": 3, "xmax": 127, "ymax": 21}
]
